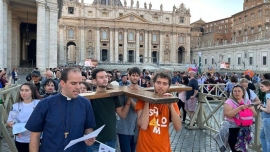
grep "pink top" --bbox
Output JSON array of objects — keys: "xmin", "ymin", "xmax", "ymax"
[
  {"xmin": 225, "ymin": 98, "xmax": 251, "ymax": 122},
  {"xmin": 178, "ymin": 91, "xmax": 186, "ymax": 103}
]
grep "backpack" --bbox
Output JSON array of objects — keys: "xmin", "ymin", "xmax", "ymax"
[{"xmin": 231, "ymin": 99, "xmax": 253, "ymax": 127}]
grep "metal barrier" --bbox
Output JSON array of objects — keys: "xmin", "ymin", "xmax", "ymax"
[
  {"xmin": 0, "ymin": 84, "xmax": 20, "ymax": 152},
  {"xmin": 186, "ymin": 84, "xmax": 261, "ymax": 151}
]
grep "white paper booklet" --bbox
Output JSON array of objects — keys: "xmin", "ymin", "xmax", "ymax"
[
  {"xmin": 64, "ymin": 125, "xmax": 105, "ymax": 150},
  {"xmin": 12, "ymin": 123, "xmax": 27, "ymax": 135}
]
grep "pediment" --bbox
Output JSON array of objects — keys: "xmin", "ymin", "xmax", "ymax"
[{"xmin": 115, "ymin": 13, "xmax": 150, "ymax": 23}]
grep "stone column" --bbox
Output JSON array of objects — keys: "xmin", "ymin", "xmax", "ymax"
[
  {"xmin": 124, "ymin": 29, "xmax": 128, "ymax": 62},
  {"xmin": 96, "ymin": 27, "xmax": 100, "ymax": 60},
  {"xmin": 171, "ymin": 32, "xmax": 176, "ymax": 63},
  {"xmin": 48, "ymin": 2, "xmax": 58, "ymax": 68},
  {"xmin": 144, "ymin": 30, "xmax": 148, "ymax": 63},
  {"xmin": 0, "ymin": 0, "xmax": 3, "ymax": 68},
  {"xmin": 11, "ymin": 16, "xmax": 19, "ymax": 68},
  {"xmin": 185, "ymin": 33, "xmax": 191, "ymax": 63},
  {"xmin": 17, "ymin": 20, "xmax": 21, "ymax": 64},
  {"xmin": 170, "ymin": 32, "xmax": 174, "ymax": 63},
  {"xmin": 148, "ymin": 31, "xmax": 152, "ymax": 63},
  {"xmin": 59, "ymin": 24, "xmax": 65, "ymax": 65},
  {"xmin": 159, "ymin": 31, "xmax": 163, "ymax": 63},
  {"xmin": 7, "ymin": 6, "xmax": 12, "ymax": 70},
  {"xmin": 3, "ymin": 0, "xmax": 8, "ymax": 68},
  {"xmin": 114, "ymin": 28, "xmax": 119, "ymax": 62},
  {"xmin": 44, "ymin": 7, "xmax": 50, "ymax": 67},
  {"xmin": 109, "ymin": 28, "xmax": 114, "ymax": 62},
  {"xmin": 135, "ymin": 30, "xmax": 140, "ymax": 63},
  {"xmin": 79, "ymin": 25, "xmax": 85, "ymax": 63},
  {"xmin": 36, "ymin": 1, "xmax": 46, "ymax": 70}
]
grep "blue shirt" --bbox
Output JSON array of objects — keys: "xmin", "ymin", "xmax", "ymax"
[
  {"xmin": 172, "ymin": 76, "xmax": 181, "ymax": 84},
  {"xmin": 25, "ymin": 94, "xmax": 96, "ymax": 152}
]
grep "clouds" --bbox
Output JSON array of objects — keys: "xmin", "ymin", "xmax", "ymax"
[{"xmin": 83, "ymin": 0, "xmax": 243, "ymax": 23}]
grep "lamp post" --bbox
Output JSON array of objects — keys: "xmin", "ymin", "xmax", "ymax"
[{"xmin": 198, "ymin": 52, "xmax": 202, "ymax": 74}]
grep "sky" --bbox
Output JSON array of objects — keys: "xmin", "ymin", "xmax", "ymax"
[{"xmin": 83, "ymin": 0, "xmax": 244, "ymax": 23}]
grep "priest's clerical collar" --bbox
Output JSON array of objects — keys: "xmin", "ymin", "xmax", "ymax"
[{"xmin": 61, "ymin": 93, "xmax": 72, "ymax": 100}]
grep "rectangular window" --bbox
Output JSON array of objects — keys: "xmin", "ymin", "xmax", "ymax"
[
  {"xmin": 228, "ymin": 58, "xmax": 231, "ymax": 63},
  {"xmin": 119, "ymin": 44, "xmax": 123, "ymax": 47},
  {"xmin": 249, "ymin": 57, "xmax": 253, "ymax": 65},
  {"xmin": 102, "ymin": 12, "xmax": 108, "ymax": 17},
  {"xmin": 238, "ymin": 53, "xmax": 241, "ymax": 65},
  {"xmin": 263, "ymin": 56, "xmax": 267, "ymax": 65},
  {"xmin": 68, "ymin": 7, "xmax": 74, "ymax": 14},
  {"xmin": 119, "ymin": 13, "xmax": 123, "ymax": 17},
  {"xmin": 180, "ymin": 17, "xmax": 184, "ymax": 23},
  {"xmin": 238, "ymin": 57, "xmax": 241, "ymax": 65},
  {"xmin": 88, "ymin": 11, "xmax": 92, "ymax": 16},
  {"xmin": 212, "ymin": 58, "xmax": 214, "ymax": 64},
  {"xmin": 140, "ymin": 45, "xmax": 143, "ymax": 48},
  {"xmin": 205, "ymin": 59, "xmax": 207, "ymax": 65}
]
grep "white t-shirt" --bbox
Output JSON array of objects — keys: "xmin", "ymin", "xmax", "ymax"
[
  {"xmin": 7, "ymin": 99, "xmax": 40, "ymax": 143},
  {"xmin": 245, "ymin": 89, "xmax": 257, "ymax": 102}
]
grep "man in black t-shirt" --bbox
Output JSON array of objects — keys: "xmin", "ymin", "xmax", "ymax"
[
  {"xmin": 87, "ymin": 68, "xmax": 131, "ymax": 152},
  {"xmin": 186, "ymin": 71, "xmax": 199, "ymax": 123}
]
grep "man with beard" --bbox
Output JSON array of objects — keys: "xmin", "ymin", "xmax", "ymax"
[
  {"xmin": 117, "ymin": 67, "xmax": 140, "ymax": 152},
  {"xmin": 87, "ymin": 68, "xmax": 131, "ymax": 152},
  {"xmin": 135, "ymin": 72, "xmax": 182, "ymax": 152}
]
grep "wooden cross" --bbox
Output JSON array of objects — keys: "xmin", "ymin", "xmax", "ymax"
[{"xmin": 80, "ymin": 85, "xmax": 192, "ymax": 104}]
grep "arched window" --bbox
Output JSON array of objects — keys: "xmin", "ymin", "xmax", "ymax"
[
  {"xmin": 179, "ymin": 36, "xmax": 184, "ymax": 43},
  {"xmin": 119, "ymin": 32, "xmax": 123, "ymax": 40},
  {"xmin": 102, "ymin": 31, "xmax": 107, "ymax": 39},
  {"xmin": 139, "ymin": 33, "xmax": 143, "ymax": 42},
  {"xmin": 68, "ymin": 29, "xmax": 74, "ymax": 39},
  {"xmin": 129, "ymin": 32, "xmax": 134, "ymax": 41},
  {"xmin": 152, "ymin": 34, "xmax": 157, "ymax": 41},
  {"xmin": 88, "ymin": 30, "xmax": 92, "ymax": 39}
]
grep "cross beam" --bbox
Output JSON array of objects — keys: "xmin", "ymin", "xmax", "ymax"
[{"xmin": 80, "ymin": 85, "xmax": 192, "ymax": 104}]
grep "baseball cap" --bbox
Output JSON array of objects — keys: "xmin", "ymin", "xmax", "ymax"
[{"xmin": 31, "ymin": 70, "xmax": 41, "ymax": 77}]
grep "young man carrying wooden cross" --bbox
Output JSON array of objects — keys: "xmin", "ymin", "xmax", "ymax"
[{"xmin": 135, "ymin": 72, "xmax": 182, "ymax": 152}]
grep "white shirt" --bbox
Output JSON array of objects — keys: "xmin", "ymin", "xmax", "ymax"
[
  {"xmin": 7, "ymin": 100, "xmax": 40, "ymax": 143},
  {"xmin": 197, "ymin": 77, "xmax": 206, "ymax": 85},
  {"xmin": 245, "ymin": 89, "xmax": 257, "ymax": 102}
]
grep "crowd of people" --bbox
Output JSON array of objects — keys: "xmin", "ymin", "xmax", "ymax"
[{"xmin": 2, "ymin": 65, "xmax": 270, "ymax": 152}]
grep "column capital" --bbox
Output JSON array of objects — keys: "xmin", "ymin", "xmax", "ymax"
[
  {"xmin": 115, "ymin": 28, "xmax": 119, "ymax": 31},
  {"xmin": 124, "ymin": 28, "xmax": 128, "ymax": 32},
  {"xmin": 36, "ymin": 0, "xmax": 46, "ymax": 6},
  {"xmin": 135, "ymin": 29, "xmax": 140, "ymax": 33},
  {"xmin": 94, "ymin": 27, "xmax": 100, "ymax": 30},
  {"xmin": 48, "ymin": 4, "xmax": 59, "ymax": 13},
  {"xmin": 109, "ymin": 27, "xmax": 115, "ymax": 31},
  {"xmin": 78, "ymin": 25, "xmax": 85, "ymax": 30},
  {"xmin": 59, "ymin": 24, "xmax": 66, "ymax": 29}
]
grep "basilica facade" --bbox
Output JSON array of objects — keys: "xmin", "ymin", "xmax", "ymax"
[{"xmin": 58, "ymin": 0, "xmax": 191, "ymax": 65}]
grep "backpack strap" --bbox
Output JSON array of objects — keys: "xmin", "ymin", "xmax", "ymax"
[{"xmin": 246, "ymin": 88, "xmax": 251, "ymax": 100}]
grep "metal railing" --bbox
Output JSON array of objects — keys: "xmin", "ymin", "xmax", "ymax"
[{"xmin": 0, "ymin": 85, "xmax": 20, "ymax": 152}]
